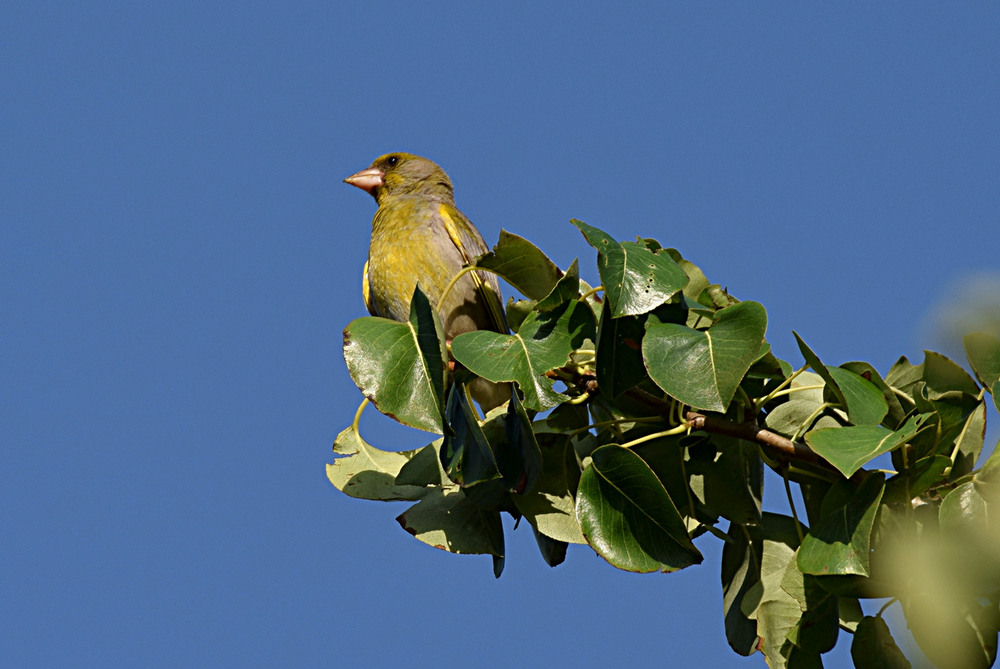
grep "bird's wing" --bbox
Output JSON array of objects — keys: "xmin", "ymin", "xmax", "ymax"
[
  {"xmin": 437, "ymin": 202, "xmax": 508, "ymax": 333},
  {"xmin": 361, "ymin": 258, "xmax": 376, "ymax": 316}
]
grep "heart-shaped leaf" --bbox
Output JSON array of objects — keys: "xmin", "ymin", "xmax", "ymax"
[
  {"xmin": 797, "ymin": 474, "xmax": 885, "ymax": 577},
  {"xmin": 327, "ymin": 427, "xmax": 438, "ymax": 502},
  {"xmin": 572, "ymin": 219, "xmax": 688, "ymax": 317},
  {"xmin": 576, "ymin": 445, "xmax": 702, "ymax": 573},
  {"xmin": 805, "ymin": 414, "xmax": 928, "ymax": 478},
  {"xmin": 452, "ymin": 299, "xmax": 595, "ymax": 411},
  {"xmin": 475, "ymin": 229, "xmax": 562, "ymax": 300},
  {"xmin": 643, "ymin": 301, "xmax": 768, "ymax": 412},
  {"xmin": 343, "ymin": 286, "xmax": 448, "ymax": 433}
]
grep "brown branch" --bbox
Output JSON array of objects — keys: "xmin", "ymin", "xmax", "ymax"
[{"xmin": 682, "ymin": 410, "xmax": 824, "ymax": 467}]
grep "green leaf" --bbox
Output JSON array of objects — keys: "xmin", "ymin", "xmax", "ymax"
[
  {"xmin": 576, "ymin": 445, "xmax": 702, "ymax": 572},
  {"xmin": 797, "ymin": 474, "xmax": 885, "ymax": 577},
  {"xmin": 740, "ymin": 514, "xmax": 803, "ymax": 669},
  {"xmin": 475, "ymin": 229, "xmax": 562, "ymax": 300},
  {"xmin": 572, "ymin": 219, "xmax": 688, "ymax": 317},
  {"xmin": 721, "ymin": 521, "xmax": 763, "ymax": 656},
  {"xmin": 513, "ymin": 431, "xmax": 585, "ymax": 544},
  {"xmin": 643, "ymin": 301, "xmax": 768, "ymax": 412},
  {"xmin": 327, "ymin": 427, "xmax": 439, "ymax": 501},
  {"xmin": 969, "ymin": 332, "xmax": 1000, "ymax": 389},
  {"xmin": 793, "ymin": 334, "xmax": 887, "ymax": 425},
  {"xmin": 851, "ymin": 616, "xmax": 912, "ymax": 669},
  {"xmin": 939, "ymin": 480, "xmax": 991, "ymax": 535},
  {"xmin": 763, "ymin": 398, "xmax": 842, "ymax": 439},
  {"xmin": 396, "ymin": 486, "xmax": 505, "ymax": 559},
  {"xmin": 595, "ymin": 300, "xmax": 653, "ymax": 400},
  {"xmin": 439, "ymin": 381, "xmax": 501, "ymax": 487},
  {"xmin": 827, "ymin": 366, "xmax": 888, "ymax": 426},
  {"xmin": 530, "ymin": 526, "xmax": 568, "ymax": 568},
  {"xmin": 686, "ymin": 435, "xmax": 763, "ymax": 525},
  {"xmin": 781, "ymin": 559, "xmax": 839, "ymax": 654},
  {"xmin": 841, "ymin": 361, "xmax": 907, "ymax": 430},
  {"xmin": 343, "ymin": 286, "xmax": 448, "ymax": 433},
  {"xmin": 535, "ymin": 257, "xmax": 581, "ymax": 311},
  {"xmin": 452, "ymin": 299, "xmax": 594, "ymax": 411},
  {"xmin": 923, "ymin": 350, "xmax": 981, "ymax": 397},
  {"xmin": 498, "ymin": 389, "xmax": 543, "ymax": 494},
  {"xmin": 805, "ymin": 414, "xmax": 927, "ymax": 478},
  {"xmin": 952, "ymin": 400, "xmax": 988, "ymax": 478}
]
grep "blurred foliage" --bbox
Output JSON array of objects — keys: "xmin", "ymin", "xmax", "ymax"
[{"xmin": 329, "ymin": 223, "xmax": 1000, "ymax": 669}]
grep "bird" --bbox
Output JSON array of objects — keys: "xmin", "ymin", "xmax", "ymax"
[{"xmin": 344, "ymin": 152, "xmax": 510, "ymax": 410}]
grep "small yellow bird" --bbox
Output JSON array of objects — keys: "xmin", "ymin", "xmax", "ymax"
[{"xmin": 344, "ymin": 152, "xmax": 509, "ymax": 410}]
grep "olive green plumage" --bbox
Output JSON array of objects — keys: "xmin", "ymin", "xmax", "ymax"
[{"xmin": 344, "ymin": 152, "xmax": 509, "ymax": 409}]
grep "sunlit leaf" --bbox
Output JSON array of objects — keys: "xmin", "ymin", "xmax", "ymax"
[
  {"xmin": 327, "ymin": 426, "xmax": 440, "ymax": 501},
  {"xmin": 343, "ymin": 286, "xmax": 448, "ymax": 433},
  {"xmin": 576, "ymin": 445, "xmax": 702, "ymax": 572},
  {"xmin": 572, "ymin": 219, "xmax": 688, "ymax": 317},
  {"xmin": 798, "ymin": 474, "xmax": 885, "ymax": 577},
  {"xmin": 452, "ymin": 299, "xmax": 595, "ymax": 411},
  {"xmin": 475, "ymin": 229, "xmax": 562, "ymax": 300},
  {"xmin": 643, "ymin": 301, "xmax": 768, "ymax": 412},
  {"xmin": 396, "ymin": 487, "xmax": 504, "ymax": 558},
  {"xmin": 964, "ymin": 332, "xmax": 1000, "ymax": 389},
  {"xmin": 805, "ymin": 414, "xmax": 928, "ymax": 478}
]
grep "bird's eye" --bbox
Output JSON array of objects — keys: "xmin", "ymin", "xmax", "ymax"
[{"xmin": 386, "ymin": 155, "xmax": 399, "ymax": 166}]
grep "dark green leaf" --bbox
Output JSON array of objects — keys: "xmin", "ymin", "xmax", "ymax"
[
  {"xmin": 342, "ymin": 286, "xmax": 448, "ymax": 433},
  {"xmin": 952, "ymin": 400, "xmax": 987, "ymax": 478},
  {"xmin": 798, "ymin": 474, "xmax": 885, "ymax": 577},
  {"xmin": 965, "ymin": 332, "xmax": 1000, "ymax": 389},
  {"xmin": 476, "ymin": 229, "xmax": 562, "ymax": 300},
  {"xmin": 686, "ymin": 435, "xmax": 763, "ymax": 525},
  {"xmin": 595, "ymin": 299, "xmax": 650, "ymax": 399},
  {"xmin": 721, "ymin": 521, "xmax": 762, "ymax": 656},
  {"xmin": 644, "ymin": 301, "xmax": 768, "ymax": 412},
  {"xmin": 452, "ymin": 299, "xmax": 595, "ymax": 411},
  {"xmin": 764, "ymin": 398, "xmax": 842, "ymax": 439},
  {"xmin": 572, "ymin": 219, "xmax": 688, "ymax": 317},
  {"xmin": 327, "ymin": 427, "xmax": 435, "ymax": 501},
  {"xmin": 576, "ymin": 445, "xmax": 702, "ymax": 572},
  {"xmin": 439, "ymin": 381, "xmax": 501, "ymax": 487},
  {"xmin": 530, "ymin": 526, "xmax": 568, "ymax": 567},
  {"xmin": 498, "ymin": 389, "xmax": 543, "ymax": 494},
  {"xmin": 805, "ymin": 414, "xmax": 927, "ymax": 478},
  {"xmin": 781, "ymin": 561, "xmax": 839, "ymax": 654},
  {"xmin": 535, "ymin": 257, "xmax": 581, "ymax": 311},
  {"xmin": 851, "ymin": 616, "xmax": 912, "ymax": 669}
]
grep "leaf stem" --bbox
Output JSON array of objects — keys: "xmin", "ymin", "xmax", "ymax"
[
  {"xmin": 579, "ymin": 285, "xmax": 604, "ymax": 301},
  {"xmin": 756, "ymin": 364, "xmax": 810, "ymax": 406},
  {"xmin": 783, "ymin": 468, "xmax": 805, "ymax": 544},
  {"xmin": 351, "ymin": 397, "xmax": 370, "ymax": 437},
  {"xmin": 436, "ymin": 266, "xmax": 478, "ymax": 314}
]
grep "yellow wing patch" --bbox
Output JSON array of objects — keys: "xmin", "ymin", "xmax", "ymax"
[
  {"xmin": 361, "ymin": 259, "xmax": 373, "ymax": 315},
  {"xmin": 438, "ymin": 204, "xmax": 507, "ymax": 333}
]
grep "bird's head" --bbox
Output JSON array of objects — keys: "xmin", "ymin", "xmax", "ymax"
[{"xmin": 344, "ymin": 153, "xmax": 454, "ymax": 204}]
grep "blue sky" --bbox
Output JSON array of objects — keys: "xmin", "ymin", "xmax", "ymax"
[{"xmin": 4, "ymin": 3, "xmax": 999, "ymax": 667}]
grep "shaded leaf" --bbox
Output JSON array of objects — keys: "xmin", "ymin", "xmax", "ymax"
[
  {"xmin": 439, "ymin": 380, "xmax": 500, "ymax": 487},
  {"xmin": 721, "ymin": 521, "xmax": 763, "ymax": 656},
  {"xmin": 535, "ymin": 257, "xmax": 580, "ymax": 311},
  {"xmin": 476, "ymin": 229, "xmax": 561, "ymax": 300},
  {"xmin": 498, "ymin": 389, "xmax": 543, "ymax": 494},
  {"xmin": 841, "ymin": 361, "xmax": 907, "ymax": 429},
  {"xmin": 572, "ymin": 219, "xmax": 688, "ymax": 317},
  {"xmin": 576, "ymin": 445, "xmax": 702, "ymax": 572},
  {"xmin": 965, "ymin": 331, "xmax": 1000, "ymax": 389},
  {"xmin": 851, "ymin": 616, "xmax": 911, "ymax": 669},
  {"xmin": 798, "ymin": 474, "xmax": 885, "ymax": 577},
  {"xmin": 805, "ymin": 414, "xmax": 928, "ymax": 478},
  {"xmin": 827, "ymin": 365, "xmax": 888, "ymax": 426},
  {"xmin": 327, "ymin": 426, "xmax": 436, "ymax": 501},
  {"xmin": 452, "ymin": 299, "xmax": 595, "ymax": 411},
  {"xmin": 923, "ymin": 349, "xmax": 981, "ymax": 397},
  {"xmin": 952, "ymin": 400, "xmax": 987, "ymax": 479},
  {"xmin": 530, "ymin": 526, "xmax": 568, "ymax": 567},
  {"xmin": 764, "ymin": 398, "xmax": 842, "ymax": 439},
  {"xmin": 644, "ymin": 301, "xmax": 768, "ymax": 412},
  {"xmin": 343, "ymin": 286, "xmax": 448, "ymax": 433}
]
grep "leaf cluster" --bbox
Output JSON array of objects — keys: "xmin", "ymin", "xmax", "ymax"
[{"xmin": 328, "ymin": 222, "xmax": 1000, "ymax": 668}]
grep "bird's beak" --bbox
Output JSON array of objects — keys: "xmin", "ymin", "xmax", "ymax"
[{"xmin": 343, "ymin": 167, "xmax": 384, "ymax": 194}]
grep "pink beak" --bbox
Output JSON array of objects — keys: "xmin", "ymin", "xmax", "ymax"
[{"xmin": 343, "ymin": 167, "xmax": 384, "ymax": 194}]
